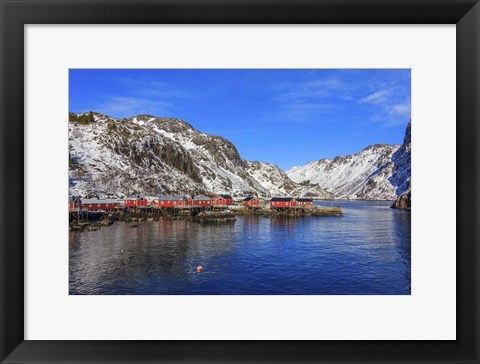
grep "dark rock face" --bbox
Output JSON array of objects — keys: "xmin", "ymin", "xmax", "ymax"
[
  {"xmin": 153, "ymin": 142, "xmax": 202, "ymax": 183},
  {"xmin": 390, "ymin": 120, "xmax": 411, "ymax": 210},
  {"xmin": 389, "ymin": 120, "xmax": 411, "ymax": 196},
  {"xmin": 391, "ymin": 189, "xmax": 411, "ymax": 210}
]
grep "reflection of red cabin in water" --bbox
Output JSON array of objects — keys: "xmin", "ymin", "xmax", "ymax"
[
  {"xmin": 125, "ymin": 196, "xmax": 148, "ymax": 207},
  {"xmin": 243, "ymin": 196, "xmax": 261, "ymax": 207},
  {"xmin": 269, "ymin": 197, "xmax": 297, "ymax": 209},
  {"xmin": 155, "ymin": 196, "xmax": 188, "ymax": 207},
  {"xmin": 81, "ymin": 199, "xmax": 120, "ymax": 211},
  {"xmin": 213, "ymin": 194, "xmax": 233, "ymax": 206},
  {"xmin": 191, "ymin": 196, "xmax": 212, "ymax": 206},
  {"xmin": 296, "ymin": 198, "xmax": 313, "ymax": 207}
]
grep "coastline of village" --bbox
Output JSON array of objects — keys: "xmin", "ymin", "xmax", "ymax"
[{"xmin": 69, "ymin": 194, "xmax": 343, "ymax": 232}]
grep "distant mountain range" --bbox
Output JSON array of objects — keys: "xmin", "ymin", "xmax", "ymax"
[
  {"xmin": 287, "ymin": 121, "xmax": 411, "ymax": 200},
  {"xmin": 69, "ymin": 112, "xmax": 410, "ymax": 201},
  {"xmin": 68, "ymin": 112, "xmax": 332, "ymax": 199}
]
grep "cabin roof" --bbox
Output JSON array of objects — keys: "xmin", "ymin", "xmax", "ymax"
[
  {"xmin": 158, "ymin": 195, "xmax": 187, "ymax": 201},
  {"xmin": 193, "ymin": 196, "xmax": 211, "ymax": 201},
  {"xmin": 243, "ymin": 196, "xmax": 256, "ymax": 201},
  {"xmin": 216, "ymin": 194, "xmax": 232, "ymax": 199},
  {"xmin": 296, "ymin": 198, "xmax": 313, "ymax": 202},
  {"xmin": 270, "ymin": 197, "xmax": 295, "ymax": 202},
  {"xmin": 82, "ymin": 198, "xmax": 119, "ymax": 204}
]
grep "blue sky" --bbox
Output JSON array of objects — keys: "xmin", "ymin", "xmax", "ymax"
[{"xmin": 69, "ymin": 69, "xmax": 410, "ymax": 170}]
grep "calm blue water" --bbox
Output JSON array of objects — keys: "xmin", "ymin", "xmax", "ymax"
[{"xmin": 69, "ymin": 201, "xmax": 411, "ymax": 295}]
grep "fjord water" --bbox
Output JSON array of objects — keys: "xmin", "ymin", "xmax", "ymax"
[{"xmin": 69, "ymin": 201, "xmax": 411, "ymax": 295}]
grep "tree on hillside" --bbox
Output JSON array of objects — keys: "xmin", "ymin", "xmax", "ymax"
[{"xmin": 69, "ymin": 111, "xmax": 95, "ymax": 124}]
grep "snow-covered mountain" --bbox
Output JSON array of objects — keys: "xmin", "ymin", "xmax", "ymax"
[
  {"xmin": 389, "ymin": 121, "xmax": 411, "ymax": 195},
  {"xmin": 69, "ymin": 112, "xmax": 410, "ymax": 201},
  {"xmin": 244, "ymin": 161, "xmax": 333, "ymax": 199},
  {"xmin": 287, "ymin": 121, "xmax": 411, "ymax": 200},
  {"xmin": 69, "ymin": 112, "xmax": 329, "ymax": 199},
  {"xmin": 390, "ymin": 121, "xmax": 412, "ymax": 208}
]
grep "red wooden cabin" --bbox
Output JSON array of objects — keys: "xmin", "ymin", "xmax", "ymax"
[
  {"xmin": 157, "ymin": 196, "xmax": 188, "ymax": 207},
  {"xmin": 124, "ymin": 196, "xmax": 148, "ymax": 207},
  {"xmin": 81, "ymin": 199, "xmax": 120, "ymax": 211},
  {"xmin": 269, "ymin": 197, "xmax": 297, "ymax": 209},
  {"xmin": 124, "ymin": 196, "xmax": 137, "ymax": 207},
  {"xmin": 213, "ymin": 194, "xmax": 233, "ymax": 206},
  {"xmin": 192, "ymin": 196, "xmax": 212, "ymax": 206},
  {"xmin": 243, "ymin": 196, "xmax": 261, "ymax": 207},
  {"xmin": 136, "ymin": 197, "xmax": 148, "ymax": 207},
  {"xmin": 69, "ymin": 196, "xmax": 81, "ymax": 210},
  {"xmin": 296, "ymin": 198, "xmax": 313, "ymax": 207}
]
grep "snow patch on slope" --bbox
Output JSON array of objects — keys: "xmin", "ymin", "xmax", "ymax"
[{"xmin": 287, "ymin": 144, "xmax": 405, "ymax": 200}]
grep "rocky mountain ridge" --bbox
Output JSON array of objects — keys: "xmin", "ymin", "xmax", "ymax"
[
  {"xmin": 69, "ymin": 112, "xmax": 410, "ymax": 201},
  {"xmin": 287, "ymin": 121, "xmax": 411, "ymax": 200},
  {"xmin": 68, "ymin": 112, "xmax": 331, "ymax": 199}
]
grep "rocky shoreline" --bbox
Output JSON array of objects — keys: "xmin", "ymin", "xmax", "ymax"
[
  {"xmin": 390, "ymin": 190, "xmax": 411, "ymax": 210},
  {"xmin": 234, "ymin": 206, "xmax": 342, "ymax": 217},
  {"xmin": 69, "ymin": 205, "xmax": 342, "ymax": 232}
]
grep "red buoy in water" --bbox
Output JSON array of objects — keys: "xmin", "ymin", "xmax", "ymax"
[{"xmin": 197, "ymin": 266, "xmax": 203, "ymax": 273}]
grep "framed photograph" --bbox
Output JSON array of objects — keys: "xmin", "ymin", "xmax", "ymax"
[{"xmin": 1, "ymin": 0, "xmax": 478, "ymax": 363}]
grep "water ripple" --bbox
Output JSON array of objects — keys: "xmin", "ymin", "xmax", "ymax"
[{"xmin": 69, "ymin": 201, "xmax": 411, "ymax": 295}]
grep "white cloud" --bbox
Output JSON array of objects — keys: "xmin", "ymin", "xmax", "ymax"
[
  {"xmin": 359, "ymin": 89, "xmax": 392, "ymax": 104},
  {"xmin": 114, "ymin": 76, "xmax": 199, "ymax": 99},
  {"xmin": 273, "ymin": 78, "xmax": 352, "ymax": 102},
  {"xmin": 267, "ymin": 78, "xmax": 350, "ymax": 123},
  {"xmin": 359, "ymin": 85, "xmax": 410, "ymax": 126},
  {"xmin": 272, "ymin": 102, "xmax": 337, "ymax": 124},
  {"xmin": 385, "ymin": 101, "xmax": 411, "ymax": 125},
  {"xmin": 96, "ymin": 96, "xmax": 172, "ymax": 118},
  {"xmin": 87, "ymin": 75, "xmax": 202, "ymax": 118},
  {"xmin": 390, "ymin": 102, "xmax": 411, "ymax": 116}
]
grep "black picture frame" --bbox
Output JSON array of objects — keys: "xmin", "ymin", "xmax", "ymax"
[{"xmin": 1, "ymin": 0, "xmax": 479, "ymax": 363}]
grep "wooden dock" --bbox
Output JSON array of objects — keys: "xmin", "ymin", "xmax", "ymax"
[{"xmin": 69, "ymin": 204, "xmax": 342, "ymax": 224}]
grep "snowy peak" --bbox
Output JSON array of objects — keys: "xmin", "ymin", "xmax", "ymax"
[
  {"xmin": 69, "ymin": 112, "xmax": 270, "ymax": 198},
  {"xmin": 243, "ymin": 161, "xmax": 332, "ymax": 198},
  {"xmin": 287, "ymin": 122, "xmax": 411, "ymax": 200}
]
